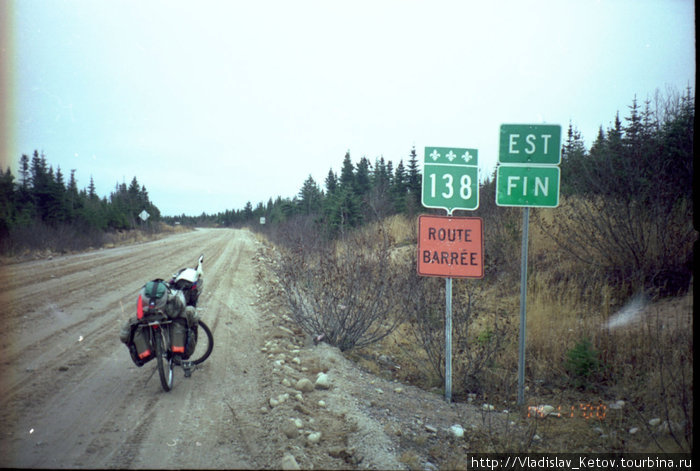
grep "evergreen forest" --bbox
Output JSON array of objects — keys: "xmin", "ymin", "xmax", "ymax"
[{"xmin": 0, "ymin": 150, "xmax": 160, "ymax": 253}]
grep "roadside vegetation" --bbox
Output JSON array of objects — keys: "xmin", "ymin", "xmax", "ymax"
[
  {"xmin": 258, "ymin": 87, "xmax": 694, "ymax": 454},
  {"xmin": 0, "ymin": 150, "xmax": 167, "ymax": 257}
]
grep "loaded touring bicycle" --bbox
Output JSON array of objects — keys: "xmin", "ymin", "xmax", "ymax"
[{"xmin": 123, "ymin": 255, "xmax": 213, "ymax": 391}]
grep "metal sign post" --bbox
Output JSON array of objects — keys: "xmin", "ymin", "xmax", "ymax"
[
  {"xmin": 445, "ymin": 275, "xmax": 453, "ymax": 402},
  {"xmin": 496, "ymin": 123, "xmax": 561, "ymax": 406},
  {"xmin": 445, "ymin": 206, "xmax": 454, "ymax": 404},
  {"xmin": 517, "ymin": 206, "xmax": 530, "ymax": 405},
  {"xmin": 417, "ymin": 213, "xmax": 484, "ymax": 402}
]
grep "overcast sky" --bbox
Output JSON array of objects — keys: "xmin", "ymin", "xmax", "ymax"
[{"xmin": 2, "ymin": 0, "xmax": 695, "ymax": 216}]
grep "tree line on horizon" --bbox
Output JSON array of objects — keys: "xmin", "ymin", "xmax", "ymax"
[
  {"xmin": 164, "ymin": 148, "xmax": 424, "ymax": 233},
  {"xmin": 195, "ymin": 86, "xmax": 691, "ymax": 293},
  {"xmin": 2, "ymin": 86, "xmax": 693, "ymax": 286},
  {"xmin": 0, "ymin": 150, "xmax": 160, "ymax": 253},
  {"xmin": 169, "ymin": 87, "xmax": 694, "ymax": 251},
  {"xmin": 552, "ymin": 87, "xmax": 694, "ymax": 292}
]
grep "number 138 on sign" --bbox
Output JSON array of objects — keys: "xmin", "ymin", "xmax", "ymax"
[
  {"xmin": 428, "ymin": 172, "xmax": 473, "ymax": 200},
  {"xmin": 422, "ymin": 147, "xmax": 479, "ymax": 213}
]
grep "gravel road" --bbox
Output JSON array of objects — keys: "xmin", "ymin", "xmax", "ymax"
[
  {"xmin": 0, "ymin": 227, "xmax": 498, "ymax": 470},
  {"xmin": 0, "ymin": 228, "xmax": 284, "ymax": 468}
]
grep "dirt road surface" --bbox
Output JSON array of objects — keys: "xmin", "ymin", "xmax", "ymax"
[
  {"xmin": 0, "ymin": 229, "xmax": 269, "ymax": 468},
  {"xmin": 1, "ymin": 228, "xmax": 501, "ymax": 469}
]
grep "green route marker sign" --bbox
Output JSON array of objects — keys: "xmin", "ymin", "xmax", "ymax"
[{"xmin": 422, "ymin": 147, "xmax": 479, "ymax": 213}]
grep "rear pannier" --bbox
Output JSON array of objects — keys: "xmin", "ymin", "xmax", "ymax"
[
  {"xmin": 170, "ymin": 319, "xmax": 187, "ymax": 354},
  {"xmin": 129, "ymin": 325, "xmax": 154, "ymax": 366},
  {"xmin": 121, "ymin": 278, "xmax": 188, "ymax": 366}
]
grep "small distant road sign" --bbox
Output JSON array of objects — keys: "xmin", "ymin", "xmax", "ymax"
[
  {"xmin": 417, "ymin": 215, "xmax": 483, "ymax": 278},
  {"xmin": 422, "ymin": 147, "xmax": 479, "ymax": 213},
  {"xmin": 139, "ymin": 210, "xmax": 150, "ymax": 222}
]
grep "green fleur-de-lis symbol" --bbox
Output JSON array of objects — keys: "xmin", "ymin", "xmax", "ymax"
[
  {"xmin": 446, "ymin": 151, "xmax": 457, "ymax": 162},
  {"xmin": 430, "ymin": 150, "xmax": 441, "ymax": 161},
  {"xmin": 461, "ymin": 151, "xmax": 473, "ymax": 163}
]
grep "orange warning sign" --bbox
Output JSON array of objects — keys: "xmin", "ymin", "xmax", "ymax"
[{"xmin": 417, "ymin": 215, "xmax": 484, "ymax": 278}]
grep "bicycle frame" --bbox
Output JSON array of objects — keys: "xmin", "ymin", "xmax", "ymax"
[{"xmin": 137, "ymin": 313, "xmax": 211, "ymax": 390}]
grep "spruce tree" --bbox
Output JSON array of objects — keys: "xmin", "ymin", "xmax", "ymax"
[
  {"xmin": 19, "ymin": 154, "xmax": 30, "ymax": 189},
  {"xmin": 67, "ymin": 169, "xmax": 80, "ymax": 221},
  {"xmin": 354, "ymin": 157, "xmax": 371, "ymax": 197},
  {"xmin": 372, "ymin": 157, "xmax": 390, "ymax": 190},
  {"xmin": 46, "ymin": 166, "xmax": 67, "ymax": 224},
  {"xmin": 406, "ymin": 146, "xmax": 421, "ymax": 203},
  {"xmin": 324, "ymin": 169, "xmax": 337, "ymax": 196},
  {"xmin": 323, "ymin": 152, "xmax": 362, "ymax": 233},
  {"xmin": 339, "ymin": 151, "xmax": 355, "ymax": 190},
  {"xmin": 392, "ymin": 160, "xmax": 407, "ymax": 213},
  {"xmin": 88, "ymin": 176, "xmax": 97, "ymax": 200},
  {"xmin": 0, "ymin": 168, "xmax": 15, "ymax": 235},
  {"xmin": 243, "ymin": 201, "xmax": 254, "ymax": 221},
  {"xmin": 298, "ymin": 175, "xmax": 323, "ymax": 215},
  {"xmin": 560, "ymin": 122, "xmax": 588, "ymax": 195}
]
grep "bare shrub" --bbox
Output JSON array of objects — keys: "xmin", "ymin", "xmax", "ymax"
[
  {"xmin": 5, "ymin": 221, "xmax": 105, "ymax": 254},
  {"xmin": 403, "ymin": 276, "xmax": 444, "ymax": 382},
  {"xmin": 405, "ymin": 275, "xmax": 510, "ymax": 395},
  {"xmin": 273, "ymin": 224, "xmax": 413, "ymax": 351},
  {"xmin": 260, "ymin": 213, "xmax": 326, "ymax": 253},
  {"xmin": 540, "ymin": 195, "xmax": 695, "ymax": 296}
]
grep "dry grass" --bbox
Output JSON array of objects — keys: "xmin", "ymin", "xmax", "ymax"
[
  {"xmin": 103, "ymin": 222, "xmax": 189, "ymax": 246},
  {"xmin": 265, "ymin": 207, "xmax": 692, "ymax": 457},
  {"xmin": 346, "ymin": 212, "xmax": 693, "ymax": 453},
  {"xmin": 1, "ymin": 222, "xmax": 191, "ymax": 264},
  {"xmin": 384, "ymin": 214, "xmax": 418, "ymax": 246}
]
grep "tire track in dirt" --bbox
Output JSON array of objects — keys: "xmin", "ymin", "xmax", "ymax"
[
  {"xmin": 170, "ymin": 229, "xmax": 269, "ymax": 468},
  {"xmin": 0, "ymin": 250, "xmax": 127, "ymax": 289},
  {"xmin": 0, "ymin": 232, "xmax": 210, "ymax": 325},
  {"xmin": 0, "ymin": 248, "xmax": 205, "ymax": 410},
  {"xmin": 104, "ymin": 397, "xmax": 160, "ymax": 468}
]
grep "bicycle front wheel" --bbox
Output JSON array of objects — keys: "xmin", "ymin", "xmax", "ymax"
[{"xmin": 155, "ymin": 330, "xmax": 173, "ymax": 391}]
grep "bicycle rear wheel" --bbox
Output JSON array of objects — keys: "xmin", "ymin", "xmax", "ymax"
[
  {"xmin": 174, "ymin": 320, "xmax": 213, "ymax": 366},
  {"xmin": 155, "ymin": 330, "xmax": 173, "ymax": 391}
]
